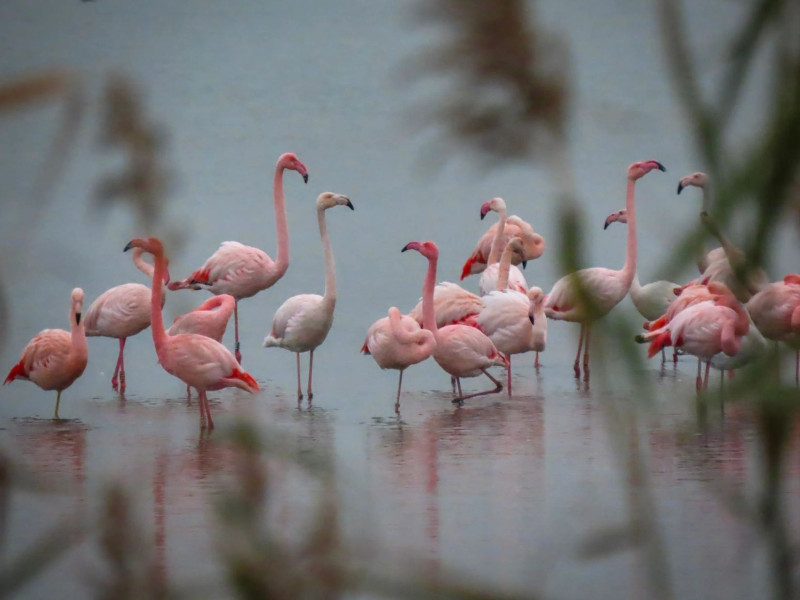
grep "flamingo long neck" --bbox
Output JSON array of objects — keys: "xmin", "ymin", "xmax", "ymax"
[
  {"xmin": 149, "ymin": 251, "xmax": 169, "ymax": 355},
  {"xmin": 273, "ymin": 163, "xmax": 290, "ymax": 278},
  {"xmin": 421, "ymin": 255, "xmax": 438, "ymax": 339},
  {"xmin": 132, "ymin": 247, "xmax": 155, "ymax": 279},
  {"xmin": 496, "ymin": 243, "xmax": 516, "ymax": 291},
  {"xmin": 620, "ymin": 178, "xmax": 637, "ymax": 290},
  {"xmin": 700, "ymin": 182, "xmax": 712, "ymax": 214},
  {"xmin": 487, "ymin": 208, "xmax": 507, "ymax": 265},
  {"xmin": 318, "ymin": 207, "xmax": 337, "ymax": 307},
  {"xmin": 631, "ymin": 274, "xmax": 642, "ymax": 295}
]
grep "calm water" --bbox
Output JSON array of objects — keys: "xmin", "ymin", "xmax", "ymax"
[{"xmin": 1, "ymin": 1, "xmax": 798, "ymax": 598}]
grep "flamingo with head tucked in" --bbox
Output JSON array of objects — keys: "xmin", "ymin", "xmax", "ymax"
[
  {"xmin": 461, "ymin": 214, "xmax": 545, "ymax": 279},
  {"xmin": 404, "ymin": 240, "xmax": 508, "ymax": 405},
  {"xmin": 746, "ymin": 274, "xmax": 800, "ymax": 382},
  {"xmin": 126, "ymin": 236, "xmax": 260, "ymax": 430},
  {"xmin": 84, "ymin": 247, "xmax": 168, "ymax": 393},
  {"xmin": 544, "ymin": 160, "xmax": 665, "ymax": 378},
  {"xmin": 4, "ymin": 288, "xmax": 88, "ymax": 419},
  {"xmin": 263, "ymin": 193, "xmax": 354, "ymax": 402},
  {"xmin": 168, "ymin": 152, "xmax": 308, "ymax": 364}
]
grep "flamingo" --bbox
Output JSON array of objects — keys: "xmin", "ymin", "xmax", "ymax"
[
  {"xmin": 403, "ymin": 240, "xmax": 508, "ymax": 405},
  {"xmin": 407, "ymin": 282, "xmax": 482, "ymax": 329},
  {"xmin": 604, "ymin": 208, "xmax": 680, "ymax": 362},
  {"xmin": 83, "ymin": 247, "xmax": 168, "ymax": 393},
  {"xmin": 166, "ymin": 294, "xmax": 236, "ymax": 397},
  {"xmin": 476, "ymin": 197, "xmax": 529, "ymax": 295},
  {"xmin": 263, "ymin": 192, "xmax": 354, "ymax": 402},
  {"xmin": 168, "ymin": 152, "xmax": 309, "ymax": 363},
  {"xmin": 4, "ymin": 288, "xmax": 89, "ymax": 419},
  {"xmin": 361, "ymin": 305, "xmax": 437, "ymax": 413},
  {"xmin": 125, "ymin": 237, "xmax": 260, "ymax": 430},
  {"xmin": 475, "ymin": 237, "xmax": 537, "ymax": 394},
  {"xmin": 638, "ymin": 284, "xmax": 750, "ymax": 389},
  {"xmin": 544, "ymin": 160, "xmax": 665, "ymax": 378},
  {"xmin": 745, "ymin": 274, "xmax": 800, "ymax": 382},
  {"xmin": 528, "ymin": 286, "xmax": 547, "ymax": 368},
  {"xmin": 461, "ymin": 214, "xmax": 545, "ymax": 278}
]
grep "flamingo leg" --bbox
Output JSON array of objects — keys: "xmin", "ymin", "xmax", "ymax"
[
  {"xmin": 233, "ymin": 301, "xmax": 241, "ymax": 364},
  {"xmin": 205, "ymin": 392, "xmax": 215, "ymax": 430},
  {"xmin": 296, "ymin": 353, "xmax": 303, "ymax": 401},
  {"xmin": 583, "ymin": 326, "xmax": 591, "ymax": 376},
  {"xmin": 535, "ymin": 351, "xmax": 540, "ymax": 369},
  {"xmin": 506, "ymin": 355, "xmax": 512, "ymax": 396},
  {"xmin": 395, "ymin": 370, "xmax": 404, "ymax": 414},
  {"xmin": 574, "ymin": 324, "xmax": 585, "ymax": 378},
  {"xmin": 111, "ymin": 338, "xmax": 126, "ymax": 391},
  {"xmin": 703, "ymin": 362, "xmax": 710, "ymax": 389},
  {"xmin": 696, "ymin": 359, "xmax": 702, "ymax": 390},
  {"xmin": 660, "ymin": 348, "xmax": 666, "ymax": 364},
  {"xmin": 456, "ymin": 378, "xmax": 463, "ymax": 397},
  {"xmin": 453, "ymin": 369, "xmax": 504, "ymax": 405},
  {"xmin": 197, "ymin": 389, "xmax": 207, "ymax": 428},
  {"xmin": 307, "ymin": 350, "xmax": 314, "ymax": 401},
  {"xmin": 186, "ymin": 385, "xmax": 192, "ymax": 404},
  {"xmin": 673, "ymin": 349, "xmax": 678, "ymax": 364},
  {"xmin": 54, "ymin": 390, "xmax": 62, "ymax": 420},
  {"xmin": 450, "ymin": 376, "xmax": 457, "ymax": 393},
  {"xmin": 796, "ymin": 349, "xmax": 799, "ymax": 386}
]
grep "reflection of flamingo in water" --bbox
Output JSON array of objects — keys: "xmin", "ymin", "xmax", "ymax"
[{"xmin": 403, "ymin": 241, "xmax": 507, "ymax": 405}]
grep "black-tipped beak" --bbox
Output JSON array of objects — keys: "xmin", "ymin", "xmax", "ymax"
[
  {"xmin": 302, "ymin": 174, "xmax": 309, "ymax": 184},
  {"xmin": 604, "ymin": 221, "xmax": 610, "ymax": 230},
  {"xmin": 346, "ymin": 199, "xmax": 354, "ymax": 210},
  {"xmin": 634, "ymin": 334, "xmax": 646, "ymax": 343},
  {"xmin": 76, "ymin": 312, "xmax": 82, "ymax": 325},
  {"xmin": 656, "ymin": 162, "xmax": 666, "ymax": 172},
  {"xmin": 480, "ymin": 210, "xmax": 487, "ymax": 221},
  {"xmin": 677, "ymin": 182, "xmax": 684, "ymax": 195},
  {"xmin": 522, "ymin": 260, "xmax": 528, "ymax": 269},
  {"xmin": 529, "ymin": 314, "xmax": 535, "ymax": 325},
  {"xmin": 124, "ymin": 241, "xmax": 133, "ymax": 252},
  {"xmin": 401, "ymin": 243, "xmax": 410, "ymax": 252}
]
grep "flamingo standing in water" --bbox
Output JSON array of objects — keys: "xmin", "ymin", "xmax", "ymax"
[
  {"xmin": 528, "ymin": 286, "xmax": 547, "ymax": 368},
  {"xmin": 461, "ymin": 214, "xmax": 545, "ymax": 278},
  {"xmin": 746, "ymin": 274, "xmax": 800, "ymax": 382},
  {"xmin": 4, "ymin": 288, "xmax": 88, "ymax": 419},
  {"xmin": 168, "ymin": 152, "xmax": 309, "ymax": 363},
  {"xmin": 403, "ymin": 240, "xmax": 508, "ymax": 405},
  {"xmin": 361, "ymin": 305, "xmax": 437, "ymax": 413},
  {"xmin": 263, "ymin": 193, "xmax": 354, "ymax": 402},
  {"xmin": 125, "ymin": 237, "xmax": 260, "ymax": 430},
  {"xmin": 476, "ymin": 198, "xmax": 528, "ymax": 295},
  {"xmin": 544, "ymin": 160, "xmax": 665, "ymax": 378},
  {"xmin": 84, "ymin": 247, "xmax": 168, "ymax": 393}
]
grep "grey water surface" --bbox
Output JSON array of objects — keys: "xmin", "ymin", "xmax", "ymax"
[{"xmin": 0, "ymin": 1, "xmax": 798, "ymax": 598}]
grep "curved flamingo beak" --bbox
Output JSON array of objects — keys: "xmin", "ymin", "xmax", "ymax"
[
  {"xmin": 302, "ymin": 173, "xmax": 309, "ymax": 183},
  {"xmin": 401, "ymin": 242, "xmax": 418, "ymax": 253},
  {"xmin": 480, "ymin": 201, "xmax": 492, "ymax": 220},
  {"xmin": 677, "ymin": 181, "xmax": 685, "ymax": 194},
  {"xmin": 345, "ymin": 199, "xmax": 354, "ymax": 210}
]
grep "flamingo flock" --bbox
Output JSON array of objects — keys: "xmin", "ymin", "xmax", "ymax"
[{"xmin": 4, "ymin": 154, "xmax": 798, "ymax": 424}]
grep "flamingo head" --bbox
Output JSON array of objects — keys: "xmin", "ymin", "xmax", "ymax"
[
  {"xmin": 277, "ymin": 152, "xmax": 309, "ymax": 183},
  {"xmin": 784, "ymin": 274, "xmax": 800, "ymax": 286},
  {"xmin": 677, "ymin": 171, "xmax": 708, "ymax": 194},
  {"xmin": 527, "ymin": 286, "xmax": 544, "ymax": 322},
  {"xmin": 505, "ymin": 236, "xmax": 527, "ymax": 266},
  {"xmin": 124, "ymin": 237, "xmax": 170, "ymax": 278},
  {"xmin": 317, "ymin": 192, "xmax": 354, "ymax": 211},
  {"xmin": 402, "ymin": 240, "xmax": 439, "ymax": 261},
  {"xmin": 71, "ymin": 288, "xmax": 84, "ymax": 325},
  {"xmin": 627, "ymin": 160, "xmax": 666, "ymax": 181},
  {"xmin": 603, "ymin": 209, "xmax": 627, "ymax": 229},
  {"xmin": 480, "ymin": 197, "xmax": 505, "ymax": 220}
]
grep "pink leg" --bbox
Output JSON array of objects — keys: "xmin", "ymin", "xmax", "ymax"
[
  {"xmin": 703, "ymin": 361, "xmax": 710, "ymax": 389},
  {"xmin": 506, "ymin": 355, "xmax": 512, "ymax": 396},
  {"xmin": 234, "ymin": 301, "xmax": 241, "ymax": 364},
  {"xmin": 796, "ymin": 349, "xmax": 799, "ymax": 386},
  {"xmin": 395, "ymin": 370, "xmax": 404, "ymax": 414},
  {"xmin": 307, "ymin": 350, "xmax": 314, "ymax": 401},
  {"xmin": 198, "ymin": 390, "xmax": 207, "ymax": 428},
  {"xmin": 583, "ymin": 326, "xmax": 591, "ymax": 377},
  {"xmin": 574, "ymin": 324, "xmax": 585, "ymax": 378},
  {"xmin": 673, "ymin": 349, "xmax": 678, "ymax": 364},
  {"xmin": 296, "ymin": 353, "xmax": 303, "ymax": 401},
  {"xmin": 186, "ymin": 385, "xmax": 192, "ymax": 404},
  {"xmin": 205, "ymin": 392, "xmax": 215, "ymax": 430},
  {"xmin": 696, "ymin": 359, "xmax": 702, "ymax": 390},
  {"xmin": 535, "ymin": 352, "xmax": 540, "ymax": 369},
  {"xmin": 111, "ymin": 338, "xmax": 126, "ymax": 391},
  {"xmin": 661, "ymin": 348, "xmax": 666, "ymax": 364},
  {"xmin": 456, "ymin": 378, "xmax": 463, "ymax": 398},
  {"xmin": 453, "ymin": 369, "xmax": 504, "ymax": 405}
]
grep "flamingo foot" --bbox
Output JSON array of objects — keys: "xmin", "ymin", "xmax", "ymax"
[
  {"xmin": 451, "ymin": 398, "xmax": 465, "ymax": 407},
  {"xmin": 394, "ymin": 400, "xmax": 400, "ymax": 415}
]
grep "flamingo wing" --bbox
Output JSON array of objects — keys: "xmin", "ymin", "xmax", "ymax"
[{"xmin": 84, "ymin": 283, "xmax": 152, "ymax": 337}]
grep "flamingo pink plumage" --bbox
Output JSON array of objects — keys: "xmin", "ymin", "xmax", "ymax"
[
  {"xmin": 476, "ymin": 197, "xmax": 529, "ymax": 295},
  {"xmin": 746, "ymin": 274, "xmax": 800, "ymax": 382},
  {"xmin": 407, "ymin": 282, "xmax": 482, "ymax": 329},
  {"xmin": 168, "ymin": 152, "xmax": 309, "ymax": 363},
  {"xmin": 84, "ymin": 247, "xmax": 168, "ymax": 393},
  {"xmin": 544, "ymin": 160, "xmax": 665, "ymax": 378},
  {"xmin": 263, "ymin": 193, "xmax": 353, "ymax": 402},
  {"xmin": 4, "ymin": 288, "xmax": 89, "ymax": 419},
  {"xmin": 126, "ymin": 237, "xmax": 260, "ymax": 430},
  {"xmin": 404, "ymin": 240, "xmax": 508, "ymax": 405},
  {"xmin": 461, "ymin": 214, "xmax": 545, "ymax": 279}
]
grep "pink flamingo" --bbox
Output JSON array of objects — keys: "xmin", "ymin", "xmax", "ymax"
[
  {"xmin": 544, "ymin": 160, "xmax": 665, "ymax": 378},
  {"xmin": 407, "ymin": 282, "xmax": 482, "ymax": 329},
  {"xmin": 263, "ymin": 193, "xmax": 354, "ymax": 402},
  {"xmin": 403, "ymin": 240, "xmax": 508, "ymax": 405},
  {"xmin": 168, "ymin": 152, "xmax": 309, "ymax": 363},
  {"xmin": 4, "ymin": 288, "xmax": 89, "ymax": 419},
  {"xmin": 461, "ymin": 214, "xmax": 545, "ymax": 279},
  {"xmin": 528, "ymin": 286, "xmax": 547, "ymax": 368},
  {"xmin": 361, "ymin": 305, "xmax": 437, "ymax": 413},
  {"xmin": 83, "ymin": 247, "xmax": 168, "ymax": 393},
  {"xmin": 125, "ymin": 237, "xmax": 260, "ymax": 430},
  {"xmin": 476, "ymin": 197, "xmax": 529, "ymax": 295},
  {"xmin": 638, "ymin": 284, "xmax": 750, "ymax": 389},
  {"xmin": 746, "ymin": 274, "xmax": 800, "ymax": 382},
  {"xmin": 166, "ymin": 294, "xmax": 236, "ymax": 398}
]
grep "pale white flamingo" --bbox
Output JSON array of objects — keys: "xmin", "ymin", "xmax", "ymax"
[
  {"xmin": 475, "ymin": 237, "xmax": 535, "ymax": 394},
  {"xmin": 461, "ymin": 214, "xmax": 545, "ymax": 278},
  {"xmin": 168, "ymin": 152, "xmax": 309, "ymax": 363},
  {"xmin": 528, "ymin": 286, "xmax": 547, "ymax": 368},
  {"xmin": 166, "ymin": 294, "xmax": 236, "ymax": 398},
  {"xmin": 745, "ymin": 274, "xmax": 800, "ymax": 382},
  {"xmin": 476, "ymin": 197, "xmax": 528, "ymax": 295},
  {"xmin": 544, "ymin": 160, "xmax": 665, "ymax": 378},
  {"xmin": 604, "ymin": 208, "xmax": 680, "ymax": 362},
  {"xmin": 84, "ymin": 247, "xmax": 168, "ymax": 393},
  {"xmin": 638, "ymin": 284, "xmax": 750, "ymax": 389},
  {"xmin": 403, "ymin": 240, "xmax": 508, "ymax": 405},
  {"xmin": 125, "ymin": 237, "xmax": 260, "ymax": 430},
  {"xmin": 361, "ymin": 305, "xmax": 437, "ymax": 412},
  {"xmin": 263, "ymin": 192, "xmax": 354, "ymax": 402},
  {"xmin": 4, "ymin": 288, "xmax": 88, "ymax": 419}
]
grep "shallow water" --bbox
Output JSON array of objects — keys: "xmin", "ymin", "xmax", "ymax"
[{"xmin": 1, "ymin": 1, "xmax": 799, "ymax": 598}]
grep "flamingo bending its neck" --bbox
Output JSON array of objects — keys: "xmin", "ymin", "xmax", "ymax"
[
  {"xmin": 461, "ymin": 214, "xmax": 545, "ymax": 279},
  {"xmin": 263, "ymin": 193, "xmax": 354, "ymax": 402},
  {"xmin": 84, "ymin": 247, "xmax": 168, "ymax": 393},
  {"xmin": 4, "ymin": 288, "xmax": 88, "ymax": 419},
  {"xmin": 168, "ymin": 152, "xmax": 308, "ymax": 364},
  {"xmin": 477, "ymin": 197, "xmax": 528, "ymax": 295},
  {"xmin": 126, "ymin": 237, "xmax": 260, "ymax": 429},
  {"xmin": 544, "ymin": 160, "xmax": 665, "ymax": 378}
]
